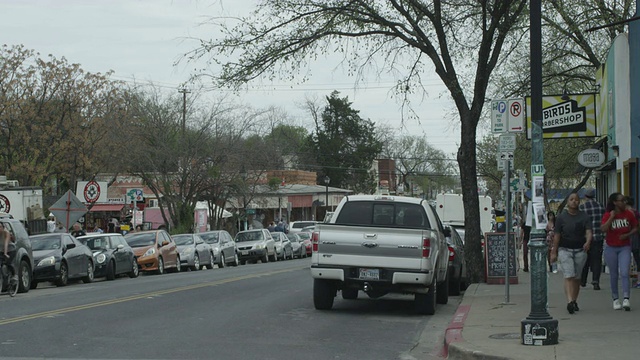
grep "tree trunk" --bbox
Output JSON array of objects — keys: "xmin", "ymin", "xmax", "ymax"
[{"xmin": 458, "ymin": 113, "xmax": 484, "ymax": 283}]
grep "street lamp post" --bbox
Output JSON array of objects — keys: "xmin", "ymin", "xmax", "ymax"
[
  {"xmin": 323, "ymin": 175, "xmax": 330, "ymax": 211},
  {"xmin": 521, "ymin": 0, "xmax": 558, "ymax": 346}
]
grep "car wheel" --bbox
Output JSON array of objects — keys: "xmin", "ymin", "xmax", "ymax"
[
  {"xmin": 341, "ymin": 288, "xmax": 358, "ymax": 300},
  {"xmin": 82, "ymin": 260, "xmax": 94, "ymax": 283},
  {"xmin": 313, "ymin": 279, "xmax": 336, "ymax": 310},
  {"xmin": 128, "ymin": 258, "xmax": 139, "ymax": 278},
  {"xmin": 206, "ymin": 253, "xmax": 215, "ymax": 269},
  {"xmin": 449, "ymin": 268, "xmax": 461, "ymax": 296},
  {"xmin": 174, "ymin": 256, "xmax": 181, "ymax": 272},
  {"xmin": 219, "ymin": 253, "xmax": 225, "ymax": 268},
  {"xmin": 56, "ymin": 262, "xmax": 69, "ymax": 286},
  {"xmin": 30, "ymin": 280, "xmax": 38, "ymax": 290},
  {"xmin": 192, "ymin": 254, "xmax": 200, "ymax": 271},
  {"xmin": 232, "ymin": 253, "xmax": 239, "ymax": 267},
  {"xmin": 436, "ymin": 271, "xmax": 449, "ymax": 305},
  {"xmin": 17, "ymin": 260, "xmax": 31, "ymax": 293},
  {"xmin": 262, "ymin": 253, "xmax": 269, "ymax": 263},
  {"xmin": 106, "ymin": 260, "xmax": 116, "ymax": 280},
  {"xmin": 157, "ymin": 257, "xmax": 164, "ymax": 275},
  {"xmin": 414, "ymin": 285, "xmax": 436, "ymax": 315}
]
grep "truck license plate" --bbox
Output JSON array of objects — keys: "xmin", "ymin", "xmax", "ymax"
[{"xmin": 359, "ymin": 268, "xmax": 379, "ymax": 280}]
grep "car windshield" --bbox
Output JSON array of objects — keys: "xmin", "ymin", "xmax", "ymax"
[
  {"xmin": 235, "ymin": 231, "xmax": 263, "ymax": 242},
  {"xmin": 172, "ymin": 235, "xmax": 194, "ymax": 246},
  {"xmin": 199, "ymin": 232, "xmax": 220, "ymax": 244},
  {"xmin": 286, "ymin": 234, "xmax": 298, "ymax": 242},
  {"xmin": 270, "ymin": 232, "xmax": 282, "ymax": 242},
  {"xmin": 31, "ymin": 235, "xmax": 61, "ymax": 251},
  {"xmin": 78, "ymin": 236, "xmax": 110, "ymax": 250},
  {"xmin": 125, "ymin": 233, "xmax": 156, "ymax": 247},
  {"xmin": 297, "ymin": 232, "xmax": 311, "ymax": 240}
]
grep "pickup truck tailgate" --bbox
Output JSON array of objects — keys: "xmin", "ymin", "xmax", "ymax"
[{"xmin": 313, "ymin": 224, "xmax": 434, "ymax": 270}]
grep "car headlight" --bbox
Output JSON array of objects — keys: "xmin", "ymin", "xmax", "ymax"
[
  {"xmin": 96, "ymin": 253, "xmax": 107, "ymax": 264},
  {"xmin": 37, "ymin": 256, "xmax": 55, "ymax": 267},
  {"xmin": 254, "ymin": 243, "xmax": 265, "ymax": 249},
  {"xmin": 212, "ymin": 246, "xmax": 220, "ymax": 254},
  {"xmin": 143, "ymin": 247, "xmax": 157, "ymax": 257},
  {"xmin": 183, "ymin": 247, "xmax": 194, "ymax": 255}
]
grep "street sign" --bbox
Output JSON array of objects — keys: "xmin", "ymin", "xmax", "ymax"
[
  {"xmin": 126, "ymin": 188, "xmax": 144, "ymax": 203},
  {"xmin": 497, "ymin": 154, "xmax": 514, "ymax": 170},
  {"xmin": 499, "ymin": 152, "xmax": 514, "ymax": 160},
  {"xmin": 507, "ymin": 98, "xmax": 524, "ymax": 133},
  {"xmin": 499, "ymin": 133, "xmax": 517, "ymax": 152},
  {"xmin": 491, "ymin": 99, "xmax": 508, "ymax": 133},
  {"xmin": 49, "ymin": 190, "xmax": 88, "ymax": 231}
]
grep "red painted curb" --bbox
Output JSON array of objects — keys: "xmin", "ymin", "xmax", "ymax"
[{"xmin": 441, "ymin": 304, "xmax": 471, "ymax": 357}]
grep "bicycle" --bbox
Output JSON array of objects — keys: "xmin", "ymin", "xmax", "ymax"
[{"xmin": 0, "ymin": 255, "xmax": 18, "ymax": 297}]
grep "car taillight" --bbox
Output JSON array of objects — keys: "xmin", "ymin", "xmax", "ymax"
[
  {"xmin": 422, "ymin": 237, "xmax": 431, "ymax": 258},
  {"xmin": 448, "ymin": 246, "xmax": 455, "ymax": 262},
  {"xmin": 312, "ymin": 231, "xmax": 319, "ymax": 252}
]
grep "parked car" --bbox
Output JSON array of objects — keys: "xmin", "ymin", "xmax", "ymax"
[
  {"xmin": 0, "ymin": 215, "xmax": 35, "ymax": 293},
  {"xmin": 296, "ymin": 231, "xmax": 312, "ymax": 257},
  {"xmin": 444, "ymin": 224, "xmax": 468, "ymax": 296},
  {"xmin": 124, "ymin": 230, "xmax": 181, "ymax": 274},
  {"xmin": 287, "ymin": 233, "xmax": 306, "ymax": 258},
  {"xmin": 199, "ymin": 230, "xmax": 239, "ymax": 268},
  {"xmin": 234, "ymin": 229, "xmax": 276, "ymax": 264},
  {"xmin": 29, "ymin": 233, "xmax": 95, "ymax": 288},
  {"xmin": 76, "ymin": 233, "xmax": 139, "ymax": 280},
  {"xmin": 172, "ymin": 233, "xmax": 215, "ymax": 271},
  {"xmin": 271, "ymin": 231, "xmax": 293, "ymax": 260}
]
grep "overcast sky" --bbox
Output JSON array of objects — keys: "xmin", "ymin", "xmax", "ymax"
[{"xmin": 1, "ymin": 0, "xmax": 480, "ymax": 157}]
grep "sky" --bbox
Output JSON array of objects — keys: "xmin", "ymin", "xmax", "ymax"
[{"xmin": 0, "ymin": 0, "xmax": 485, "ymax": 158}]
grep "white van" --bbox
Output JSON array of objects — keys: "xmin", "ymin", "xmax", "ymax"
[{"xmin": 435, "ymin": 194, "xmax": 494, "ymax": 235}]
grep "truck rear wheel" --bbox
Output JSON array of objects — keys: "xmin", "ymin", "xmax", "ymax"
[
  {"xmin": 313, "ymin": 279, "xmax": 336, "ymax": 310},
  {"xmin": 414, "ymin": 285, "xmax": 436, "ymax": 315},
  {"xmin": 436, "ymin": 271, "xmax": 449, "ymax": 305}
]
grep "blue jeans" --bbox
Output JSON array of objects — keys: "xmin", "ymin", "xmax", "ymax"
[{"xmin": 604, "ymin": 245, "xmax": 632, "ymax": 300}]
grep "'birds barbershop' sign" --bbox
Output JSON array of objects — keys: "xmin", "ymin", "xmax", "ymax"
[{"xmin": 525, "ymin": 93, "xmax": 597, "ymax": 139}]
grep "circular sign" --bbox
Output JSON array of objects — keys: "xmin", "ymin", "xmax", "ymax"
[
  {"xmin": 510, "ymin": 102, "xmax": 522, "ymax": 117},
  {"xmin": 577, "ymin": 149, "xmax": 605, "ymax": 168},
  {"xmin": 0, "ymin": 194, "xmax": 10, "ymax": 214},
  {"xmin": 84, "ymin": 181, "xmax": 101, "ymax": 203}
]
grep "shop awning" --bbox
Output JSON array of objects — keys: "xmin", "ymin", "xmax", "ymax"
[{"xmin": 88, "ymin": 204, "xmax": 125, "ymax": 212}]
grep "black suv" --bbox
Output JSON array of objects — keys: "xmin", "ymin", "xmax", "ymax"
[{"xmin": 0, "ymin": 215, "xmax": 35, "ymax": 293}]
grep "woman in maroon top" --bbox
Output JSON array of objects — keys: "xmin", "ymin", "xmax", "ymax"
[{"xmin": 601, "ymin": 192, "xmax": 639, "ymax": 311}]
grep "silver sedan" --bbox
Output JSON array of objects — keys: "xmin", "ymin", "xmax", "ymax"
[{"xmin": 172, "ymin": 234, "xmax": 215, "ymax": 271}]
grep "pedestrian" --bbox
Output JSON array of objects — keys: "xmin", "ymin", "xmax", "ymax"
[
  {"xmin": 70, "ymin": 222, "xmax": 87, "ymax": 238},
  {"xmin": 579, "ymin": 188, "xmax": 606, "ymax": 290},
  {"xmin": 626, "ymin": 197, "xmax": 640, "ymax": 288},
  {"xmin": 550, "ymin": 192, "xmax": 592, "ymax": 314},
  {"xmin": 546, "ymin": 211, "xmax": 557, "ymax": 273},
  {"xmin": 267, "ymin": 221, "xmax": 276, "ymax": 232},
  {"xmin": 47, "ymin": 214, "xmax": 56, "ymax": 233},
  {"xmin": 520, "ymin": 219, "xmax": 531, "ymax": 272},
  {"xmin": 274, "ymin": 221, "xmax": 285, "ymax": 233},
  {"xmin": 601, "ymin": 192, "xmax": 638, "ymax": 311}
]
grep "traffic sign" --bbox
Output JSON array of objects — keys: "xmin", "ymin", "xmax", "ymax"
[
  {"xmin": 491, "ymin": 99, "xmax": 508, "ymax": 133},
  {"xmin": 127, "ymin": 188, "xmax": 144, "ymax": 203},
  {"xmin": 499, "ymin": 133, "xmax": 517, "ymax": 152},
  {"xmin": 507, "ymin": 98, "xmax": 524, "ymax": 133}
]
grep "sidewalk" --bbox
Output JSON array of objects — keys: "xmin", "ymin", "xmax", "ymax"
[{"xmin": 445, "ymin": 269, "xmax": 639, "ymax": 359}]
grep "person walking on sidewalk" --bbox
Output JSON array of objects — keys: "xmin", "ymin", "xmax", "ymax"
[
  {"xmin": 551, "ymin": 192, "xmax": 592, "ymax": 314},
  {"xmin": 624, "ymin": 196, "xmax": 640, "ymax": 288},
  {"xmin": 580, "ymin": 188, "xmax": 606, "ymax": 290},
  {"xmin": 546, "ymin": 211, "xmax": 558, "ymax": 273},
  {"xmin": 602, "ymin": 192, "xmax": 639, "ymax": 311}
]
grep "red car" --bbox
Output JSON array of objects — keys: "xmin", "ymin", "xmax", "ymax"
[{"xmin": 296, "ymin": 232, "xmax": 312, "ymax": 256}]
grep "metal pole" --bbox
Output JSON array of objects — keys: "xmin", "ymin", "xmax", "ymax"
[
  {"xmin": 521, "ymin": 0, "xmax": 558, "ymax": 346},
  {"xmin": 325, "ymin": 184, "xmax": 329, "ymax": 210},
  {"xmin": 504, "ymin": 159, "xmax": 511, "ymax": 303}
]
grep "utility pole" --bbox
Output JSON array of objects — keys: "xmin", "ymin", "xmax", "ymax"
[{"xmin": 178, "ymin": 88, "xmax": 190, "ymax": 136}]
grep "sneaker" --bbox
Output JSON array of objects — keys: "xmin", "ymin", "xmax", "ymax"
[
  {"xmin": 571, "ymin": 300, "xmax": 580, "ymax": 311},
  {"xmin": 613, "ymin": 299, "xmax": 622, "ymax": 310},
  {"xmin": 552, "ymin": 269, "xmax": 558, "ymax": 274},
  {"xmin": 623, "ymin": 298, "xmax": 631, "ymax": 311},
  {"xmin": 593, "ymin": 283, "xmax": 601, "ymax": 290},
  {"xmin": 567, "ymin": 302, "xmax": 575, "ymax": 314}
]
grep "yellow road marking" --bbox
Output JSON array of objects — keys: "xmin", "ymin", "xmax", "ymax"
[{"xmin": 0, "ymin": 267, "xmax": 299, "ymax": 326}]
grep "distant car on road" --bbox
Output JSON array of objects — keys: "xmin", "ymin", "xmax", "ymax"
[
  {"xmin": 296, "ymin": 231, "xmax": 312, "ymax": 257},
  {"xmin": 29, "ymin": 233, "xmax": 95, "ymax": 288},
  {"xmin": 125, "ymin": 230, "xmax": 181, "ymax": 274},
  {"xmin": 443, "ymin": 224, "xmax": 468, "ymax": 296},
  {"xmin": 172, "ymin": 233, "xmax": 215, "ymax": 271},
  {"xmin": 235, "ymin": 229, "xmax": 276, "ymax": 264},
  {"xmin": 287, "ymin": 233, "xmax": 306, "ymax": 259},
  {"xmin": 199, "ymin": 230, "xmax": 239, "ymax": 268},
  {"xmin": 288, "ymin": 221, "xmax": 317, "ymax": 234},
  {"xmin": 271, "ymin": 231, "xmax": 293, "ymax": 260},
  {"xmin": 76, "ymin": 233, "xmax": 139, "ymax": 280}
]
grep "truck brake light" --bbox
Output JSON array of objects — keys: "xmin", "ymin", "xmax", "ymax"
[
  {"xmin": 448, "ymin": 246, "xmax": 455, "ymax": 262},
  {"xmin": 312, "ymin": 231, "xmax": 319, "ymax": 252},
  {"xmin": 422, "ymin": 237, "xmax": 431, "ymax": 258}
]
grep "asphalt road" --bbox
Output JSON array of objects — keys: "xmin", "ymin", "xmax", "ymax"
[{"xmin": 0, "ymin": 258, "xmax": 461, "ymax": 360}]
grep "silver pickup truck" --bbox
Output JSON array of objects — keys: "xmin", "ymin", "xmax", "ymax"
[{"xmin": 310, "ymin": 195, "xmax": 450, "ymax": 314}]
